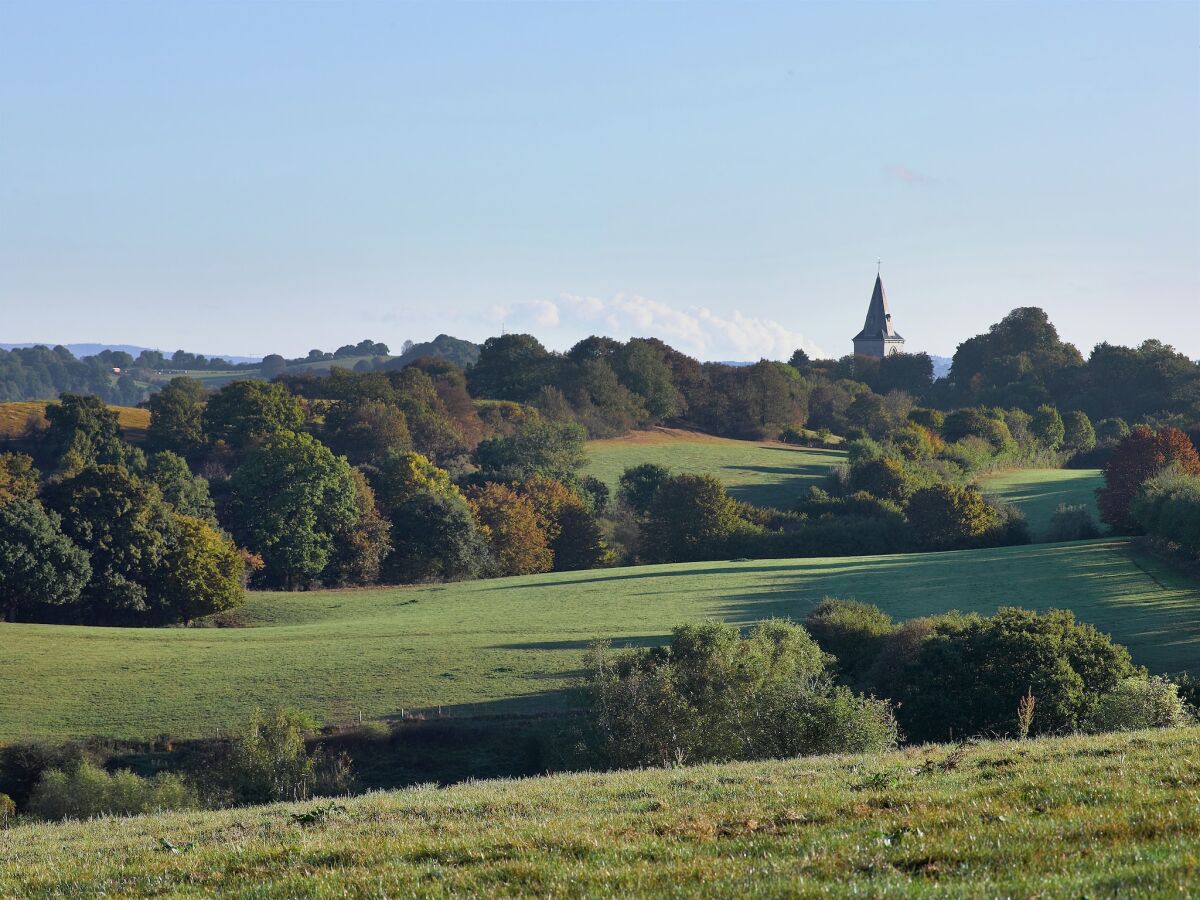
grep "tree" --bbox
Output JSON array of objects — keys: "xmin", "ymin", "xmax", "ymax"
[
  {"xmin": 474, "ymin": 416, "xmax": 587, "ymax": 482},
  {"xmin": 1030, "ymin": 404, "xmax": 1065, "ymax": 451},
  {"xmin": 43, "ymin": 394, "xmax": 129, "ymax": 472},
  {"xmin": 467, "ymin": 334, "xmax": 557, "ymax": 402},
  {"xmin": 0, "ymin": 453, "xmax": 39, "ymax": 506},
  {"xmin": 905, "ymin": 483, "xmax": 998, "ymax": 551},
  {"xmin": 323, "ymin": 400, "xmax": 412, "ymax": 466},
  {"xmin": 158, "ymin": 515, "xmax": 245, "ymax": 623},
  {"xmin": 520, "ymin": 474, "xmax": 611, "ymax": 571},
  {"xmin": 324, "ymin": 469, "xmax": 392, "ymax": 587},
  {"xmin": 147, "ymin": 451, "xmax": 216, "ymax": 522},
  {"xmin": 202, "ymin": 381, "xmax": 304, "ymax": 447},
  {"xmin": 147, "ymin": 377, "xmax": 208, "ymax": 454},
  {"xmin": 384, "ymin": 491, "xmax": 489, "ymax": 583},
  {"xmin": 41, "ymin": 465, "xmax": 175, "ymax": 622},
  {"xmin": 226, "ymin": 431, "xmax": 361, "ymax": 588},
  {"xmin": 366, "ymin": 450, "xmax": 459, "ymax": 514},
  {"xmin": 1062, "ymin": 410, "xmax": 1096, "ymax": 454},
  {"xmin": 1098, "ymin": 426, "xmax": 1200, "ymax": 531},
  {"xmin": 614, "ymin": 339, "xmax": 684, "ymax": 420},
  {"xmin": 259, "ymin": 354, "xmax": 288, "ymax": 379},
  {"xmin": 466, "ymin": 482, "xmax": 552, "ymax": 576},
  {"xmin": 895, "ymin": 608, "xmax": 1137, "ymax": 741},
  {"xmin": 1130, "ymin": 467, "xmax": 1200, "ymax": 559},
  {"xmin": 587, "ymin": 620, "xmax": 895, "ymax": 768},
  {"xmin": 0, "ymin": 500, "xmax": 90, "ymax": 622},
  {"xmin": 641, "ymin": 474, "xmax": 749, "ymax": 563}
]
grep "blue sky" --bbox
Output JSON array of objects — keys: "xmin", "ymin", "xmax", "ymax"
[{"xmin": 1, "ymin": 1, "xmax": 1197, "ymax": 361}]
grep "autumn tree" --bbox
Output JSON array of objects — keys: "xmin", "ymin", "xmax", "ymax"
[
  {"xmin": 1098, "ymin": 426, "xmax": 1200, "ymax": 531},
  {"xmin": 323, "ymin": 399, "xmax": 412, "ymax": 466},
  {"xmin": 467, "ymin": 482, "xmax": 552, "ymax": 576},
  {"xmin": 520, "ymin": 474, "xmax": 611, "ymax": 571},
  {"xmin": 0, "ymin": 453, "xmax": 39, "ymax": 506}
]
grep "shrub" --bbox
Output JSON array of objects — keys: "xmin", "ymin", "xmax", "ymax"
[
  {"xmin": 804, "ymin": 599, "xmax": 896, "ymax": 686},
  {"xmin": 1130, "ymin": 466, "xmax": 1200, "ymax": 559},
  {"xmin": 1047, "ymin": 503, "xmax": 1100, "ymax": 542},
  {"xmin": 28, "ymin": 763, "xmax": 195, "ymax": 822},
  {"xmin": 894, "ymin": 607, "xmax": 1137, "ymax": 742},
  {"xmin": 586, "ymin": 620, "xmax": 896, "ymax": 768},
  {"xmin": 906, "ymin": 483, "xmax": 999, "ymax": 551},
  {"xmin": 0, "ymin": 793, "xmax": 14, "ymax": 829},
  {"xmin": 1088, "ymin": 676, "xmax": 1193, "ymax": 732},
  {"xmin": 219, "ymin": 707, "xmax": 330, "ymax": 805},
  {"xmin": 640, "ymin": 474, "xmax": 754, "ymax": 563}
]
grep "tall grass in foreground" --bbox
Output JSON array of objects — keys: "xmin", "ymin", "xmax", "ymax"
[{"xmin": 1, "ymin": 727, "xmax": 1197, "ymax": 897}]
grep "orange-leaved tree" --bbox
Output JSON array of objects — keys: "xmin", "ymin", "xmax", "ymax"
[{"xmin": 1097, "ymin": 426, "xmax": 1200, "ymax": 531}]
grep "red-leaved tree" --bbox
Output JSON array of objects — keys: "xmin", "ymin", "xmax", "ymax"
[{"xmin": 1097, "ymin": 426, "xmax": 1200, "ymax": 530}]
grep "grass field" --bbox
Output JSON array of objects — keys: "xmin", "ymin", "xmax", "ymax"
[
  {"xmin": 979, "ymin": 468, "xmax": 1105, "ymax": 538},
  {"xmin": 585, "ymin": 427, "xmax": 846, "ymax": 507},
  {"xmin": 1, "ymin": 726, "xmax": 1196, "ymax": 896},
  {"xmin": 2, "ymin": 539, "xmax": 1196, "ymax": 742},
  {"xmin": 0, "ymin": 401, "xmax": 150, "ymax": 443}
]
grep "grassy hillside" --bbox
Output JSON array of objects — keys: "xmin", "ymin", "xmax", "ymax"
[
  {"xmin": 585, "ymin": 427, "xmax": 846, "ymax": 506},
  {"xmin": 2, "ymin": 539, "xmax": 1196, "ymax": 742},
  {"xmin": 2, "ymin": 727, "xmax": 1196, "ymax": 896},
  {"xmin": 979, "ymin": 468, "xmax": 1105, "ymax": 537},
  {"xmin": 0, "ymin": 401, "xmax": 150, "ymax": 443}
]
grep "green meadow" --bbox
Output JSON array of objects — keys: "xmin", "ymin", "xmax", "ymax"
[
  {"xmin": 584, "ymin": 427, "xmax": 846, "ymax": 507},
  {"xmin": 2, "ymin": 726, "xmax": 1196, "ymax": 897},
  {"xmin": 2, "ymin": 539, "xmax": 1196, "ymax": 743},
  {"xmin": 978, "ymin": 467, "xmax": 1105, "ymax": 537}
]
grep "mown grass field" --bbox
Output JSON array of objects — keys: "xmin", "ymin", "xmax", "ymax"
[
  {"xmin": 1, "ymin": 726, "xmax": 1196, "ymax": 896},
  {"xmin": 0, "ymin": 400, "xmax": 150, "ymax": 443},
  {"xmin": 978, "ymin": 467, "xmax": 1105, "ymax": 538},
  {"xmin": 2, "ymin": 539, "xmax": 1197, "ymax": 742},
  {"xmin": 584, "ymin": 427, "xmax": 846, "ymax": 507}
]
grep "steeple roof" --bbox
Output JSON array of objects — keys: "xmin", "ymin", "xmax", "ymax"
[{"xmin": 853, "ymin": 274, "xmax": 903, "ymax": 342}]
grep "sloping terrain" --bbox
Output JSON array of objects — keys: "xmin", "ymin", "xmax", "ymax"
[
  {"xmin": 1, "ymin": 727, "xmax": 1196, "ymax": 896},
  {"xmin": 1, "ymin": 539, "xmax": 1196, "ymax": 742}
]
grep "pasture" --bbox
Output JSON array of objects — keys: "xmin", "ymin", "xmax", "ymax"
[
  {"xmin": 1, "ymin": 726, "xmax": 1196, "ymax": 896},
  {"xmin": 978, "ymin": 468, "xmax": 1105, "ymax": 537},
  {"xmin": 0, "ymin": 401, "xmax": 150, "ymax": 443},
  {"xmin": 2, "ymin": 539, "xmax": 1196, "ymax": 742},
  {"xmin": 584, "ymin": 427, "xmax": 846, "ymax": 507}
]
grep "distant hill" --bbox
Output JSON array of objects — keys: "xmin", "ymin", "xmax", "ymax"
[
  {"xmin": 931, "ymin": 354, "xmax": 952, "ymax": 378},
  {"xmin": 0, "ymin": 343, "xmax": 262, "ymax": 364}
]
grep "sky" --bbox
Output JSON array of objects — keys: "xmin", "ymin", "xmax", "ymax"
[{"xmin": 1, "ymin": 1, "xmax": 1197, "ymax": 362}]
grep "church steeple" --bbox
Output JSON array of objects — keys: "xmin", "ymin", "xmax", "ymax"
[{"xmin": 852, "ymin": 272, "xmax": 906, "ymax": 357}]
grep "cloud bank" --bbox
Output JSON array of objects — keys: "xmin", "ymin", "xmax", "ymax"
[{"xmin": 491, "ymin": 293, "xmax": 825, "ymax": 362}]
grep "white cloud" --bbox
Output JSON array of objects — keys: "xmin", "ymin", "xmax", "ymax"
[{"xmin": 492, "ymin": 292, "xmax": 825, "ymax": 361}]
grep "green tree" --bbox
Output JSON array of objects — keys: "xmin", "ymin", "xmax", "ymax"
[
  {"xmin": 1062, "ymin": 410, "xmax": 1097, "ymax": 454},
  {"xmin": 0, "ymin": 500, "xmax": 91, "ymax": 622},
  {"xmin": 42, "ymin": 465, "xmax": 175, "ymax": 622},
  {"xmin": 467, "ymin": 334, "xmax": 557, "ymax": 402},
  {"xmin": 615, "ymin": 339, "xmax": 684, "ymax": 419},
  {"xmin": 43, "ymin": 394, "xmax": 129, "ymax": 472},
  {"xmin": 226, "ymin": 431, "xmax": 362, "ymax": 588},
  {"xmin": 641, "ymin": 474, "xmax": 749, "ymax": 563},
  {"xmin": 587, "ymin": 620, "xmax": 896, "ymax": 768},
  {"xmin": 1030, "ymin": 404, "xmax": 1065, "ymax": 451},
  {"xmin": 202, "ymin": 381, "xmax": 304, "ymax": 447},
  {"xmin": 147, "ymin": 451, "xmax": 216, "ymax": 522},
  {"xmin": 323, "ymin": 400, "xmax": 412, "ymax": 466},
  {"xmin": 384, "ymin": 490, "xmax": 489, "ymax": 583},
  {"xmin": 146, "ymin": 377, "xmax": 208, "ymax": 454},
  {"xmin": 474, "ymin": 416, "xmax": 587, "ymax": 482},
  {"xmin": 906, "ymin": 483, "xmax": 998, "ymax": 550},
  {"xmin": 323, "ymin": 469, "xmax": 392, "ymax": 586}
]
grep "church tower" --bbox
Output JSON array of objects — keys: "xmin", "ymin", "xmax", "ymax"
[{"xmin": 852, "ymin": 273, "xmax": 905, "ymax": 358}]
